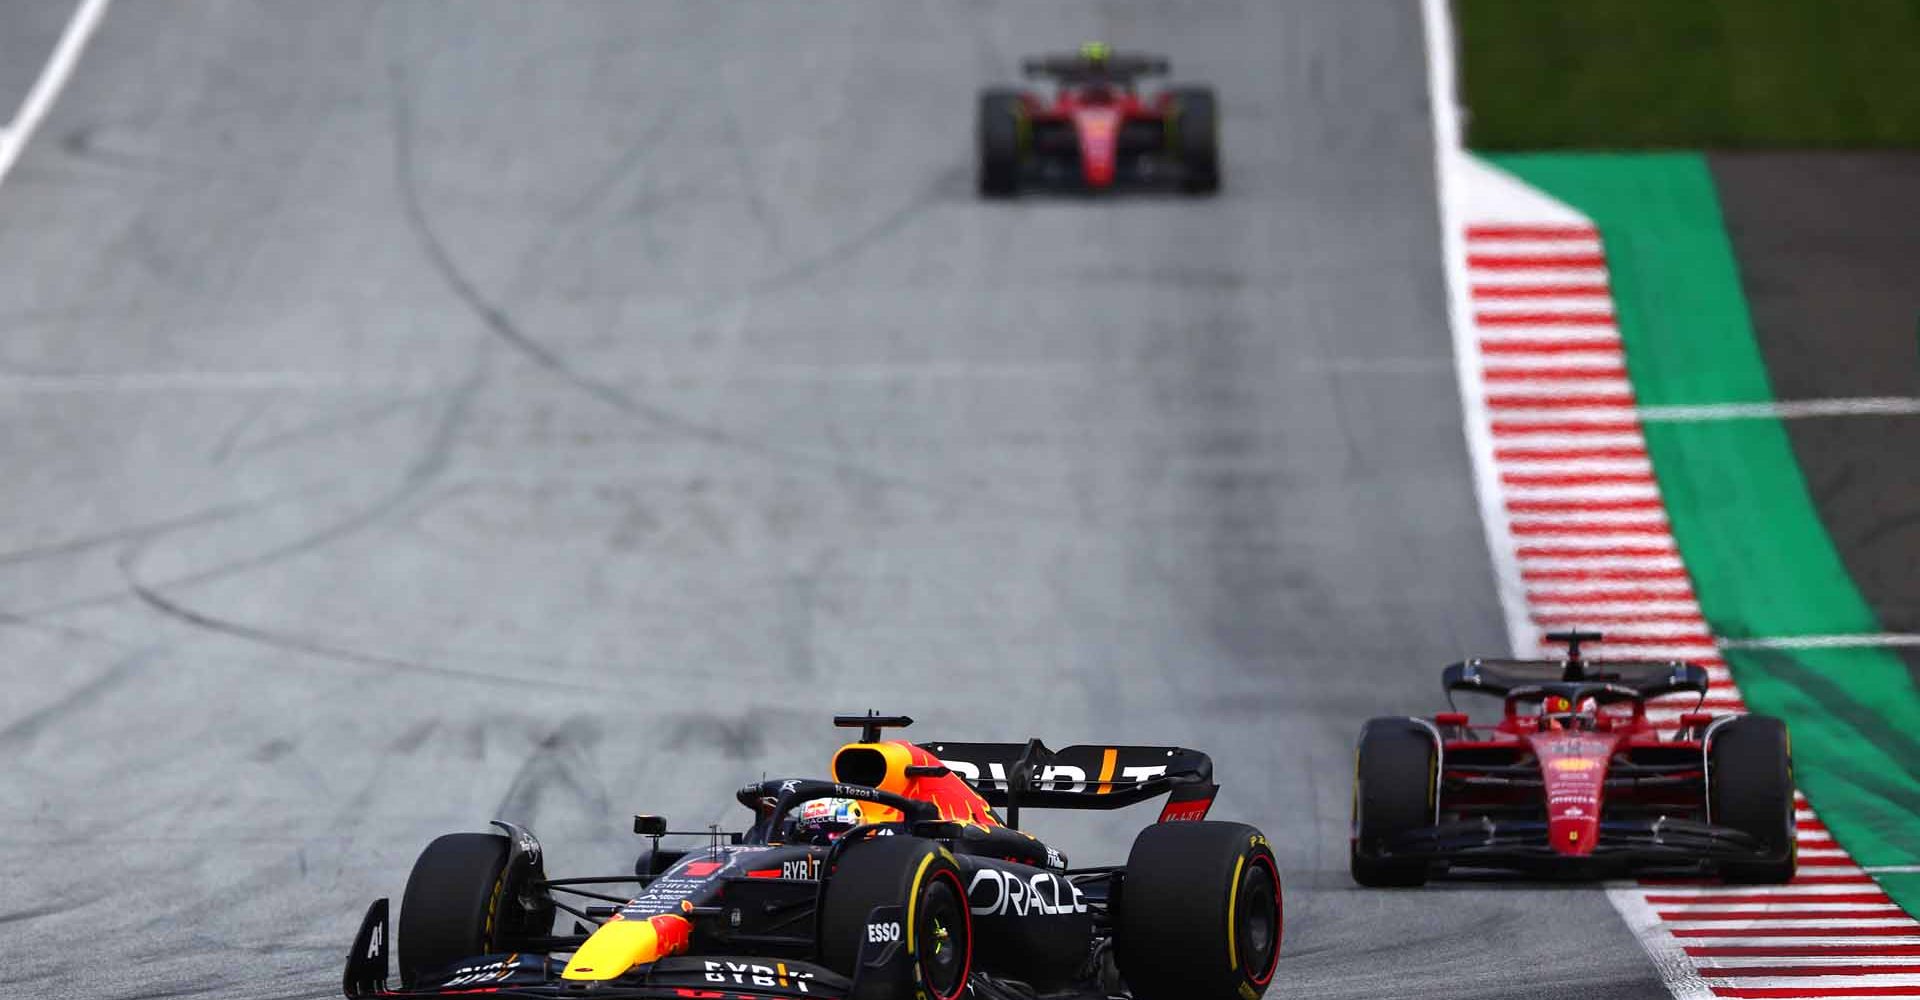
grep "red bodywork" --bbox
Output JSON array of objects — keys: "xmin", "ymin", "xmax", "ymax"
[
  {"xmin": 1017, "ymin": 84, "xmax": 1174, "ymax": 189},
  {"xmin": 1440, "ymin": 696, "xmax": 1713, "ymax": 857}
]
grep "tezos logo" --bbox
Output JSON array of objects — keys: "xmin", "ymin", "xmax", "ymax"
[{"xmin": 968, "ymin": 869, "xmax": 1088, "ymax": 917}]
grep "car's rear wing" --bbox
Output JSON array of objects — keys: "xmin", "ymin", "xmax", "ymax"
[
  {"xmin": 917, "ymin": 739, "xmax": 1215, "ymax": 828},
  {"xmin": 1021, "ymin": 52, "xmax": 1170, "ymax": 84},
  {"xmin": 1445, "ymin": 658, "xmax": 1711, "ymax": 701}
]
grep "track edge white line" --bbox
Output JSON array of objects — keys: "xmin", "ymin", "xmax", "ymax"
[
  {"xmin": 1421, "ymin": 0, "xmax": 1535, "ymax": 659},
  {"xmin": 0, "ymin": 0, "xmax": 112, "ymax": 186}
]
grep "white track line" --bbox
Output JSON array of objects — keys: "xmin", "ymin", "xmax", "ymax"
[
  {"xmin": 1606, "ymin": 887, "xmax": 1714, "ymax": 1000},
  {"xmin": 0, "ymin": 371, "xmax": 457, "ymax": 392},
  {"xmin": 1640, "ymin": 398, "xmax": 1920, "ymax": 422},
  {"xmin": 1719, "ymin": 633, "xmax": 1920, "ymax": 651},
  {"xmin": 0, "ymin": 0, "xmax": 111, "ymax": 186}
]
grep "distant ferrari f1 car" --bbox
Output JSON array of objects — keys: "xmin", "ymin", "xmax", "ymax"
[
  {"xmin": 344, "ymin": 713, "xmax": 1281, "ymax": 1000},
  {"xmin": 1351, "ymin": 632, "xmax": 1796, "ymax": 886},
  {"xmin": 978, "ymin": 43, "xmax": 1219, "ymax": 196}
]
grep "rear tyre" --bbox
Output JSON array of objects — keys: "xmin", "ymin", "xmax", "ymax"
[
  {"xmin": 1710, "ymin": 715, "xmax": 1797, "ymax": 884},
  {"xmin": 1116, "ymin": 822, "xmax": 1282, "ymax": 1000},
  {"xmin": 819, "ymin": 838, "xmax": 972, "ymax": 1000},
  {"xmin": 1351, "ymin": 717, "xmax": 1436, "ymax": 887},
  {"xmin": 978, "ymin": 89, "xmax": 1022, "ymax": 197},
  {"xmin": 1170, "ymin": 86, "xmax": 1220, "ymax": 194},
  {"xmin": 398, "ymin": 833, "xmax": 510, "ymax": 986}
]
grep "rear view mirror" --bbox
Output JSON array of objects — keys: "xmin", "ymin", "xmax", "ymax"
[{"xmin": 633, "ymin": 814, "xmax": 667, "ymax": 836}]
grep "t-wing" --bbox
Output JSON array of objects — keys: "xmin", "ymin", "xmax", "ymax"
[{"xmin": 919, "ymin": 739, "xmax": 1216, "ymax": 827}]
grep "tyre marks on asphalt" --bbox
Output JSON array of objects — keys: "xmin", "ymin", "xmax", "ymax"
[{"xmin": 1449, "ymin": 154, "xmax": 1920, "ymax": 1000}]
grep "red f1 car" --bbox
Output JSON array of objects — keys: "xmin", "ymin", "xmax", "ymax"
[
  {"xmin": 978, "ymin": 44, "xmax": 1219, "ymax": 196},
  {"xmin": 1351, "ymin": 632, "xmax": 1796, "ymax": 886}
]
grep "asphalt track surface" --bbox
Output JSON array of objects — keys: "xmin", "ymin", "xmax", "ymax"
[
  {"xmin": 0, "ymin": 4, "xmax": 1662, "ymax": 998},
  {"xmin": 0, "ymin": 1, "xmax": 79, "ymax": 117}
]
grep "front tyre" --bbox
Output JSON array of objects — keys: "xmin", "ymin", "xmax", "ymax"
[
  {"xmin": 1351, "ymin": 717, "xmax": 1437, "ymax": 887},
  {"xmin": 1711, "ymin": 714, "xmax": 1797, "ymax": 884},
  {"xmin": 819, "ymin": 838, "xmax": 972, "ymax": 1000},
  {"xmin": 1117, "ymin": 822, "xmax": 1282, "ymax": 1000},
  {"xmin": 397, "ymin": 833, "xmax": 511, "ymax": 986}
]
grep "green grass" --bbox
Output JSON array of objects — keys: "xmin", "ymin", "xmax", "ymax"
[{"xmin": 1458, "ymin": 0, "xmax": 1920, "ymax": 148}]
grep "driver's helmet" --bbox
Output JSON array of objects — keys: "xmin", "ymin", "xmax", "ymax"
[
  {"xmin": 1079, "ymin": 41, "xmax": 1111, "ymax": 65},
  {"xmin": 1540, "ymin": 695, "xmax": 1600, "ymax": 731},
  {"xmin": 791, "ymin": 797, "xmax": 866, "ymax": 844}
]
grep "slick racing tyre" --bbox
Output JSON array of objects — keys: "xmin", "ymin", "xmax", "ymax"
[
  {"xmin": 1169, "ymin": 86, "xmax": 1220, "ymax": 194},
  {"xmin": 399, "ymin": 833, "xmax": 512, "ymax": 986},
  {"xmin": 1710, "ymin": 714, "xmax": 1797, "ymax": 884},
  {"xmin": 978, "ymin": 89, "xmax": 1022, "ymax": 197},
  {"xmin": 819, "ymin": 838, "xmax": 972, "ymax": 1000},
  {"xmin": 1117, "ymin": 822, "xmax": 1281, "ymax": 1000},
  {"xmin": 1351, "ymin": 717, "xmax": 1437, "ymax": 887}
]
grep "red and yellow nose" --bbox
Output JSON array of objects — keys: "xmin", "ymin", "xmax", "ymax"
[{"xmin": 561, "ymin": 914, "xmax": 691, "ymax": 981}]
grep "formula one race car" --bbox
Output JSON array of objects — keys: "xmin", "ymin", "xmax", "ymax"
[
  {"xmin": 343, "ymin": 713, "xmax": 1281, "ymax": 1000},
  {"xmin": 978, "ymin": 43, "xmax": 1218, "ymax": 196},
  {"xmin": 1350, "ymin": 632, "xmax": 1796, "ymax": 886}
]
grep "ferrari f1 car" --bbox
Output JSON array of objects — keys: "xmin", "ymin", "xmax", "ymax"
[
  {"xmin": 343, "ymin": 713, "xmax": 1282, "ymax": 1000},
  {"xmin": 1350, "ymin": 632, "xmax": 1796, "ymax": 886},
  {"xmin": 978, "ymin": 43, "xmax": 1219, "ymax": 196}
]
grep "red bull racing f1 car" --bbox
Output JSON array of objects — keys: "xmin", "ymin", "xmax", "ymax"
[
  {"xmin": 978, "ymin": 44, "xmax": 1219, "ymax": 196},
  {"xmin": 343, "ymin": 713, "xmax": 1282, "ymax": 1000},
  {"xmin": 1350, "ymin": 632, "xmax": 1796, "ymax": 886}
]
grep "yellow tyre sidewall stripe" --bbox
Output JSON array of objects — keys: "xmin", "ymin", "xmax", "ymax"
[
  {"xmin": 905, "ymin": 851, "xmax": 937, "ymax": 955},
  {"xmin": 1225, "ymin": 853, "xmax": 1246, "ymax": 971}
]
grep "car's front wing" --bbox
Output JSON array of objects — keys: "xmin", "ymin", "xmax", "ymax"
[
  {"xmin": 342, "ymin": 899, "xmax": 1079, "ymax": 1000},
  {"xmin": 343, "ymin": 899, "xmax": 852, "ymax": 999},
  {"xmin": 1371, "ymin": 817, "xmax": 1785, "ymax": 875}
]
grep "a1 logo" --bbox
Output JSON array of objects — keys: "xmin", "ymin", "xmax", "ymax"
[{"xmin": 867, "ymin": 921, "xmax": 902, "ymax": 943}]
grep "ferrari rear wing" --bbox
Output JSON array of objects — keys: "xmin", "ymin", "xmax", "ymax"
[
  {"xmin": 1021, "ymin": 52, "xmax": 1169, "ymax": 83},
  {"xmin": 918, "ymin": 739, "xmax": 1215, "ymax": 828},
  {"xmin": 1444, "ymin": 659, "xmax": 1710, "ymax": 701}
]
